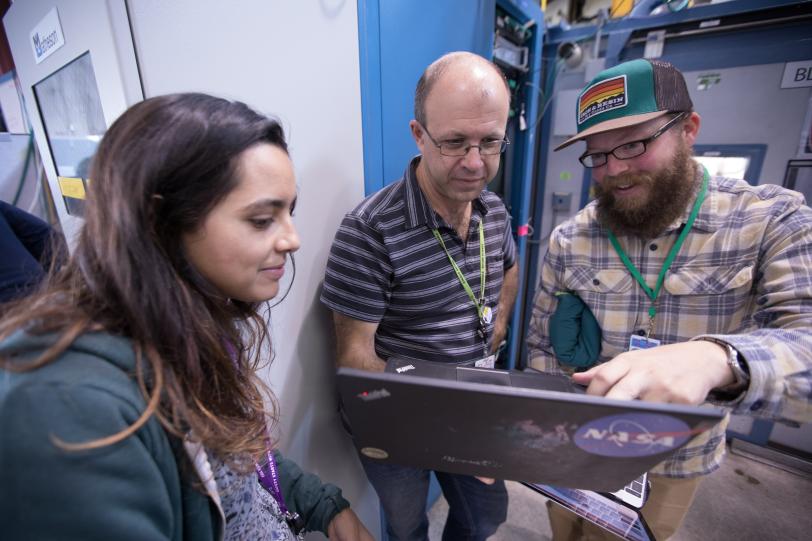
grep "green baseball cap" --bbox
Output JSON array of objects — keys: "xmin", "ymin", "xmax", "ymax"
[{"xmin": 554, "ymin": 58, "xmax": 693, "ymax": 151}]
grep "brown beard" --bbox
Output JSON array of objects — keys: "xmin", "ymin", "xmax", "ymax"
[{"xmin": 594, "ymin": 143, "xmax": 699, "ymax": 239}]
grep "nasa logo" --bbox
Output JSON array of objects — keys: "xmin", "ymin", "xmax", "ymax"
[{"xmin": 573, "ymin": 413, "xmax": 692, "ymax": 457}]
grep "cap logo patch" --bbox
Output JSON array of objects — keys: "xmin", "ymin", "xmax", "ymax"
[{"xmin": 578, "ymin": 74, "xmax": 628, "ymax": 125}]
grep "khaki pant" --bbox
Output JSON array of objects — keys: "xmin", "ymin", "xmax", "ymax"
[{"xmin": 547, "ymin": 475, "xmax": 702, "ymax": 541}]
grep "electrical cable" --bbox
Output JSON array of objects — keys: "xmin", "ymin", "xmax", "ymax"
[{"xmin": 523, "ymin": 57, "xmax": 564, "ymax": 134}]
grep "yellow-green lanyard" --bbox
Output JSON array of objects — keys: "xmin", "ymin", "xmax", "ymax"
[
  {"xmin": 432, "ymin": 220, "xmax": 486, "ymax": 321},
  {"xmin": 607, "ymin": 167, "xmax": 709, "ymax": 338}
]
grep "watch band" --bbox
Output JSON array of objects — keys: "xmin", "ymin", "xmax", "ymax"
[{"xmin": 701, "ymin": 337, "xmax": 749, "ymax": 392}]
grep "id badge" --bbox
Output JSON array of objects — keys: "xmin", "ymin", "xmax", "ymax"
[
  {"xmin": 474, "ymin": 354, "xmax": 496, "ymax": 368},
  {"xmin": 481, "ymin": 305, "xmax": 493, "ymax": 325},
  {"xmin": 628, "ymin": 334, "xmax": 661, "ymax": 351}
]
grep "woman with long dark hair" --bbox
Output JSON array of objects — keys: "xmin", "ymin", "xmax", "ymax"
[{"xmin": 0, "ymin": 93, "xmax": 372, "ymax": 541}]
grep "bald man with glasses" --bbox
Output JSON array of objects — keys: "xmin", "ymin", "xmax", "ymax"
[
  {"xmin": 527, "ymin": 59, "xmax": 812, "ymax": 540},
  {"xmin": 322, "ymin": 52, "xmax": 517, "ymax": 540}
]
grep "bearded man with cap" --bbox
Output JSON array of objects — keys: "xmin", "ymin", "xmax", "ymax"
[{"xmin": 527, "ymin": 58, "xmax": 812, "ymax": 540}]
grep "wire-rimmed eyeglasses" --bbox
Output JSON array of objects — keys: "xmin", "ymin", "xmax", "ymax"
[
  {"xmin": 420, "ymin": 123, "xmax": 510, "ymax": 157},
  {"xmin": 578, "ymin": 112, "xmax": 688, "ymax": 168}
]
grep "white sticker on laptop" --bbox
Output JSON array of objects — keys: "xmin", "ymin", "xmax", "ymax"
[
  {"xmin": 573, "ymin": 413, "xmax": 692, "ymax": 457},
  {"xmin": 360, "ymin": 447, "xmax": 389, "ymax": 460}
]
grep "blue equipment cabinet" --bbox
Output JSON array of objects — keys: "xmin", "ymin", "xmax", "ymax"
[
  {"xmin": 357, "ymin": 0, "xmax": 545, "ymax": 369},
  {"xmin": 358, "ymin": 0, "xmax": 494, "ymax": 193}
]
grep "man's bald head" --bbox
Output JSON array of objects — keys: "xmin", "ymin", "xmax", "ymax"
[{"xmin": 414, "ymin": 52, "xmax": 510, "ymax": 128}]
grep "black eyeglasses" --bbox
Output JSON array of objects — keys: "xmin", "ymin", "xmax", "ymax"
[
  {"xmin": 579, "ymin": 112, "xmax": 688, "ymax": 168},
  {"xmin": 420, "ymin": 123, "xmax": 510, "ymax": 157}
]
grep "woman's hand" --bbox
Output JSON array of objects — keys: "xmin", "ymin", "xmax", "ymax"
[{"xmin": 326, "ymin": 508, "xmax": 375, "ymax": 541}]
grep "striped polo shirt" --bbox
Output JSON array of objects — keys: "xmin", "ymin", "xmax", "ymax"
[{"xmin": 321, "ymin": 156, "xmax": 517, "ymax": 364}]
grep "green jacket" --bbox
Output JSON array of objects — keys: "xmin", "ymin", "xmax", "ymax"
[{"xmin": 0, "ymin": 331, "xmax": 348, "ymax": 540}]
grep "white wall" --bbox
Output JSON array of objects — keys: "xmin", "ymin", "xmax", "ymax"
[{"xmin": 127, "ymin": 1, "xmax": 376, "ymax": 537}]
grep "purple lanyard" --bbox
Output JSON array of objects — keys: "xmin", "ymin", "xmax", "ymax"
[
  {"xmin": 224, "ymin": 339, "xmax": 304, "ymax": 533},
  {"xmin": 255, "ymin": 449, "xmax": 289, "ymax": 515},
  {"xmin": 254, "ymin": 445, "xmax": 305, "ymax": 534}
]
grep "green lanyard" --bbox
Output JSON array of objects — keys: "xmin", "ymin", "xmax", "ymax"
[
  {"xmin": 607, "ymin": 167, "xmax": 709, "ymax": 338},
  {"xmin": 432, "ymin": 220, "xmax": 486, "ymax": 321}
]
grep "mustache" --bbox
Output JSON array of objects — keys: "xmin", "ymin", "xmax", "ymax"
[{"xmin": 598, "ymin": 172, "xmax": 655, "ymax": 191}]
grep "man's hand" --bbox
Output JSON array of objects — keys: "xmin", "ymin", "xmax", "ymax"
[
  {"xmin": 326, "ymin": 508, "xmax": 375, "ymax": 541},
  {"xmin": 490, "ymin": 264, "xmax": 518, "ymax": 354},
  {"xmin": 571, "ymin": 340, "xmax": 736, "ymax": 404},
  {"xmin": 490, "ymin": 320, "xmax": 507, "ymax": 354}
]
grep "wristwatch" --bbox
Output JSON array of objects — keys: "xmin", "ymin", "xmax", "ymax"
[{"xmin": 701, "ymin": 337, "xmax": 750, "ymax": 392}]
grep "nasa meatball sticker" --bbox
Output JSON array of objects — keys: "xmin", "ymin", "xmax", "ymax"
[{"xmin": 574, "ymin": 413, "xmax": 692, "ymax": 457}]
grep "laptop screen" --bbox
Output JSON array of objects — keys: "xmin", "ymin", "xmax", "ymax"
[{"xmin": 525, "ymin": 483, "xmax": 655, "ymax": 541}]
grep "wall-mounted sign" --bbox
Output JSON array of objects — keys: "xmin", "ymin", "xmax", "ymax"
[
  {"xmin": 696, "ymin": 73, "xmax": 721, "ymax": 92},
  {"xmin": 29, "ymin": 7, "xmax": 65, "ymax": 64},
  {"xmin": 781, "ymin": 60, "xmax": 812, "ymax": 89}
]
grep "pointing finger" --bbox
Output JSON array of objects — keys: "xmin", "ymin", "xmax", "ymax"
[{"xmin": 584, "ymin": 358, "xmax": 632, "ymax": 397}]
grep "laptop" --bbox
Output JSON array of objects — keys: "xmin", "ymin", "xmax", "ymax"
[
  {"xmin": 337, "ymin": 362, "xmax": 724, "ymax": 492},
  {"xmin": 385, "ymin": 358, "xmax": 650, "ymax": 508}
]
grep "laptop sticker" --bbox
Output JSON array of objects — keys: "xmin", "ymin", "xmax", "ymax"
[
  {"xmin": 395, "ymin": 364, "xmax": 416, "ymax": 374},
  {"xmin": 357, "ymin": 388, "xmax": 391, "ymax": 401},
  {"xmin": 361, "ymin": 447, "xmax": 389, "ymax": 459},
  {"xmin": 573, "ymin": 413, "xmax": 692, "ymax": 457},
  {"xmin": 498, "ymin": 420, "xmax": 577, "ymax": 451}
]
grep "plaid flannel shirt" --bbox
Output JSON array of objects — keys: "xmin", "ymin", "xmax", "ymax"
[{"xmin": 527, "ymin": 169, "xmax": 812, "ymax": 478}]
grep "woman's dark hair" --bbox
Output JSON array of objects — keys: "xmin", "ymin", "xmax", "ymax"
[{"xmin": 0, "ymin": 93, "xmax": 289, "ymax": 463}]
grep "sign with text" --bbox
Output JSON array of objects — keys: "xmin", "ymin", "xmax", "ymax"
[
  {"xmin": 781, "ymin": 60, "xmax": 812, "ymax": 89},
  {"xmin": 30, "ymin": 8, "xmax": 65, "ymax": 65}
]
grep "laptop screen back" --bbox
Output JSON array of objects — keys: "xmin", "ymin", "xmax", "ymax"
[{"xmin": 338, "ymin": 367, "xmax": 725, "ymax": 492}]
